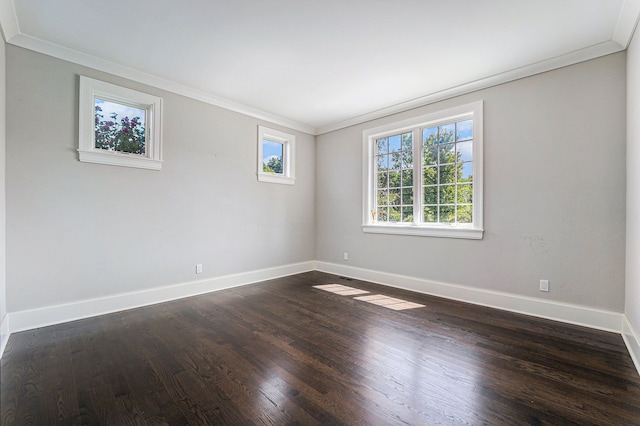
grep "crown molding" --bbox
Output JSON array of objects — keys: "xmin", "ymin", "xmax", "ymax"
[
  {"xmin": 0, "ymin": 0, "xmax": 317, "ymax": 136},
  {"xmin": 0, "ymin": 0, "xmax": 18, "ymax": 42},
  {"xmin": 315, "ymin": 40, "xmax": 624, "ymax": 135},
  {"xmin": 1, "ymin": 0, "xmax": 639, "ymax": 136},
  {"xmin": 614, "ymin": 0, "xmax": 640, "ymax": 48},
  {"xmin": 8, "ymin": 33, "xmax": 317, "ymax": 135}
]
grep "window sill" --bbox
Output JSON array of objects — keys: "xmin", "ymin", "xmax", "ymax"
[
  {"xmin": 257, "ymin": 173, "xmax": 295, "ymax": 185},
  {"xmin": 78, "ymin": 149, "xmax": 162, "ymax": 170},
  {"xmin": 362, "ymin": 223, "xmax": 484, "ymax": 240}
]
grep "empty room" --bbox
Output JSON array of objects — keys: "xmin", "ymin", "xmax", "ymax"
[{"xmin": 1, "ymin": 1, "xmax": 640, "ymax": 424}]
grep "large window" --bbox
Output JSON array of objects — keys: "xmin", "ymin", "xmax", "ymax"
[{"xmin": 363, "ymin": 101, "xmax": 483, "ymax": 239}]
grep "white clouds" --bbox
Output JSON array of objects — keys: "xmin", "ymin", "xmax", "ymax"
[{"xmin": 95, "ymin": 98, "xmax": 146, "ymax": 127}]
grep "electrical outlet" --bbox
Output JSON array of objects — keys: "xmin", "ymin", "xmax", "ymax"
[
  {"xmin": 343, "ymin": 252, "xmax": 348, "ymax": 261},
  {"xmin": 196, "ymin": 264, "xmax": 203, "ymax": 274},
  {"xmin": 539, "ymin": 279, "xmax": 549, "ymax": 292}
]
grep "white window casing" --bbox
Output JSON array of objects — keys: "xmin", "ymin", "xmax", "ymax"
[
  {"xmin": 257, "ymin": 125, "xmax": 296, "ymax": 185},
  {"xmin": 78, "ymin": 76, "xmax": 163, "ymax": 170},
  {"xmin": 362, "ymin": 101, "xmax": 484, "ymax": 239}
]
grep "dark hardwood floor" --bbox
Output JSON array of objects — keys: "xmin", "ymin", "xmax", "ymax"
[{"xmin": 1, "ymin": 271, "xmax": 639, "ymax": 425}]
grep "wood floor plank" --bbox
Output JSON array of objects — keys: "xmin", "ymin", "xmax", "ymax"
[{"xmin": 1, "ymin": 271, "xmax": 639, "ymax": 425}]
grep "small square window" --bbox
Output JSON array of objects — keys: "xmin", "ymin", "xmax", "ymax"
[
  {"xmin": 257, "ymin": 126, "xmax": 295, "ymax": 185},
  {"xmin": 78, "ymin": 76, "xmax": 163, "ymax": 170}
]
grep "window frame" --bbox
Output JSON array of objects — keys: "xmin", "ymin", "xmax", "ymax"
[
  {"xmin": 257, "ymin": 125, "xmax": 296, "ymax": 185},
  {"xmin": 78, "ymin": 76, "xmax": 163, "ymax": 170},
  {"xmin": 362, "ymin": 101, "xmax": 484, "ymax": 239}
]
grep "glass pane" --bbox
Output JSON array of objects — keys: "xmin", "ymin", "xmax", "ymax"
[
  {"xmin": 424, "ymin": 186, "xmax": 437, "ymax": 204},
  {"xmin": 439, "ymin": 143, "xmax": 456, "ymax": 164},
  {"xmin": 460, "ymin": 162, "xmax": 473, "ymax": 182},
  {"xmin": 95, "ymin": 98, "xmax": 146, "ymax": 154},
  {"xmin": 377, "ymin": 172, "xmax": 389, "ymax": 188},
  {"xmin": 423, "ymin": 167, "xmax": 437, "ymax": 185},
  {"xmin": 388, "ymin": 171, "xmax": 401, "ymax": 187},
  {"xmin": 402, "ymin": 188, "xmax": 413, "ymax": 205},
  {"xmin": 379, "ymin": 208, "xmax": 389, "ymax": 222},
  {"xmin": 376, "ymin": 155, "xmax": 388, "ymax": 171},
  {"xmin": 401, "ymin": 150, "xmax": 413, "ymax": 169},
  {"xmin": 456, "ymin": 120, "xmax": 473, "ymax": 141},
  {"xmin": 388, "ymin": 153, "xmax": 399, "ymax": 170},
  {"xmin": 439, "ymin": 185, "xmax": 455, "ymax": 204},
  {"xmin": 402, "ymin": 169, "xmax": 413, "ymax": 186},
  {"xmin": 389, "ymin": 188, "xmax": 401, "ymax": 205},
  {"xmin": 262, "ymin": 139, "xmax": 284, "ymax": 174},
  {"xmin": 440, "ymin": 205, "xmax": 455, "ymax": 223},
  {"xmin": 438, "ymin": 124, "xmax": 455, "ymax": 144},
  {"xmin": 456, "ymin": 183, "xmax": 473, "ymax": 203},
  {"xmin": 401, "ymin": 132, "xmax": 413, "ymax": 151},
  {"xmin": 377, "ymin": 190, "xmax": 388, "ymax": 206},
  {"xmin": 389, "ymin": 207, "xmax": 401, "ymax": 222},
  {"xmin": 376, "ymin": 137, "xmax": 389, "ymax": 154},
  {"xmin": 457, "ymin": 141, "xmax": 472, "ymax": 163},
  {"xmin": 423, "ymin": 127, "xmax": 437, "ymax": 146},
  {"xmin": 402, "ymin": 206, "xmax": 413, "ymax": 222},
  {"xmin": 439, "ymin": 164, "xmax": 456, "ymax": 185},
  {"xmin": 424, "ymin": 205, "xmax": 437, "ymax": 223},
  {"xmin": 423, "ymin": 147, "xmax": 437, "ymax": 166},
  {"xmin": 457, "ymin": 205, "xmax": 473, "ymax": 223},
  {"xmin": 389, "ymin": 134, "xmax": 401, "ymax": 153}
]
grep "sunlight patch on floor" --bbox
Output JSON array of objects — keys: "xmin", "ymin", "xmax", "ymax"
[
  {"xmin": 313, "ymin": 284, "xmax": 370, "ymax": 295},
  {"xmin": 354, "ymin": 294, "xmax": 425, "ymax": 310},
  {"xmin": 314, "ymin": 284, "xmax": 425, "ymax": 310}
]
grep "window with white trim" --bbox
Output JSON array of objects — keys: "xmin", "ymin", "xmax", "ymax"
[
  {"xmin": 78, "ymin": 76, "xmax": 163, "ymax": 170},
  {"xmin": 257, "ymin": 126, "xmax": 296, "ymax": 185},
  {"xmin": 363, "ymin": 101, "xmax": 483, "ymax": 239}
]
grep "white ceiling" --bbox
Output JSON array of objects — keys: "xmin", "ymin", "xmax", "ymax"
[{"xmin": 1, "ymin": 0, "xmax": 639, "ymax": 134}]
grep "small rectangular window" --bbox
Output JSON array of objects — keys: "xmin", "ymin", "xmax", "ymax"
[
  {"xmin": 257, "ymin": 126, "xmax": 295, "ymax": 185},
  {"xmin": 78, "ymin": 76, "xmax": 163, "ymax": 170}
]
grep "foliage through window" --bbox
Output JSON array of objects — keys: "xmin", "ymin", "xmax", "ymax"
[
  {"xmin": 78, "ymin": 76, "xmax": 163, "ymax": 170},
  {"xmin": 94, "ymin": 99, "xmax": 146, "ymax": 155},
  {"xmin": 257, "ymin": 126, "xmax": 295, "ymax": 185},
  {"xmin": 363, "ymin": 101, "xmax": 483, "ymax": 239},
  {"xmin": 262, "ymin": 139, "xmax": 284, "ymax": 175}
]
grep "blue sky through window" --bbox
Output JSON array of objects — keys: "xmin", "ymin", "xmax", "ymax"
[
  {"xmin": 263, "ymin": 139, "xmax": 283, "ymax": 163},
  {"xmin": 95, "ymin": 99, "xmax": 146, "ymax": 129}
]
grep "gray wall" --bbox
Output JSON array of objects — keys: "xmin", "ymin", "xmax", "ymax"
[
  {"xmin": 5, "ymin": 45, "xmax": 316, "ymax": 313},
  {"xmin": 627, "ymin": 32, "xmax": 640, "ymax": 331},
  {"xmin": 1, "ymin": 36, "xmax": 6, "ymax": 337},
  {"xmin": 3, "ymin": 44, "xmax": 630, "ymax": 317},
  {"xmin": 316, "ymin": 53, "xmax": 626, "ymax": 312}
]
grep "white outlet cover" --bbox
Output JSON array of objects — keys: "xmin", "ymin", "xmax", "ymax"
[{"xmin": 540, "ymin": 279, "xmax": 549, "ymax": 292}]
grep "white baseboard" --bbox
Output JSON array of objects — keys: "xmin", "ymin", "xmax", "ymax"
[
  {"xmin": 8, "ymin": 261, "xmax": 315, "ymax": 334},
  {"xmin": 4, "ymin": 260, "xmax": 635, "ymax": 376},
  {"xmin": 316, "ymin": 262, "xmax": 623, "ymax": 333},
  {"xmin": 0, "ymin": 313, "xmax": 9, "ymax": 359},
  {"xmin": 623, "ymin": 315, "xmax": 640, "ymax": 376}
]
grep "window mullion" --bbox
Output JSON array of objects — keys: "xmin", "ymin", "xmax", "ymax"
[{"xmin": 413, "ymin": 127, "xmax": 421, "ymax": 225}]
